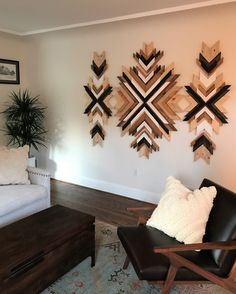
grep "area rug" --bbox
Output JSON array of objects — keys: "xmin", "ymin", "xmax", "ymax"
[{"xmin": 41, "ymin": 221, "xmax": 229, "ymax": 294}]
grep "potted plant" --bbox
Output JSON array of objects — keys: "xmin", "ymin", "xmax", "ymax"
[{"xmin": 1, "ymin": 89, "xmax": 47, "ymax": 166}]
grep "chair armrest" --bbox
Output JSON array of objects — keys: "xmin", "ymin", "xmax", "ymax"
[
  {"xmin": 127, "ymin": 206, "xmax": 156, "ymax": 212},
  {"xmin": 154, "ymin": 240, "xmax": 236, "ymax": 253},
  {"xmin": 154, "ymin": 250, "xmax": 236, "ymax": 293},
  {"xmin": 127, "ymin": 206, "xmax": 156, "ymax": 225},
  {"xmin": 27, "ymin": 167, "xmax": 51, "ymax": 206}
]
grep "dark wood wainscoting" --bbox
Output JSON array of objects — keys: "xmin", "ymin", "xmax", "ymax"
[{"xmin": 51, "ymin": 179, "xmax": 155, "ymax": 226}]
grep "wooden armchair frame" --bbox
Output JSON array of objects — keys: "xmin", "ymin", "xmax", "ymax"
[
  {"xmin": 123, "ymin": 206, "xmax": 236, "ymax": 294},
  {"xmin": 127, "ymin": 206, "xmax": 155, "ymax": 225},
  {"xmin": 155, "ymin": 241, "xmax": 236, "ymax": 294}
]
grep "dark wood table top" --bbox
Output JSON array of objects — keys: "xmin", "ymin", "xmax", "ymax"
[{"xmin": 0, "ymin": 205, "xmax": 95, "ymax": 280}]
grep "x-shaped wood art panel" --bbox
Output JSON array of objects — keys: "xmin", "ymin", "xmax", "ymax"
[
  {"xmin": 184, "ymin": 41, "xmax": 230, "ymax": 163},
  {"xmin": 116, "ymin": 42, "xmax": 188, "ymax": 158},
  {"xmin": 84, "ymin": 52, "xmax": 113, "ymax": 146}
]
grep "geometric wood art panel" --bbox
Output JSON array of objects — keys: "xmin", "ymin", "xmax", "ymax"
[
  {"xmin": 184, "ymin": 41, "xmax": 230, "ymax": 163},
  {"xmin": 84, "ymin": 52, "xmax": 113, "ymax": 146},
  {"xmin": 116, "ymin": 42, "xmax": 183, "ymax": 158}
]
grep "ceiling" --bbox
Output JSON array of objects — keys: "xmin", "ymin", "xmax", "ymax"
[{"xmin": 0, "ymin": 0, "xmax": 235, "ymax": 36}]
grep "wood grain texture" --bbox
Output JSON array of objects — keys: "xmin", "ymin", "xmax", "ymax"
[
  {"xmin": 84, "ymin": 51, "xmax": 113, "ymax": 145},
  {"xmin": 0, "ymin": 205, "xmax": 95, "ymax": 294},
  {"xmin": 154, "ymin": 240, "xmax": 236, "ymax": 253},
  {"xmin": 117, "ymin": 42, "xmax": 182, "ymax": 158},
  {"xmin": 51, "ymin": 179, "xmax": 156, "ymax": 226},
  {"xmin": 160, "ymin": 252, "xmax": 236, "ymax": 294},
  {"xmin": 184, "ymin": 41, "xmax": 230, "ymax": 163}
]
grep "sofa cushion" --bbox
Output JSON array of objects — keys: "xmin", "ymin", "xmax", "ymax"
[
  {"xmin": 0, "ymin": 185, "xmax": 47, "ymax": 217},
  {"xmin": 118, "ymin": 225, "xmax": 227, "ymax": 281},
  {"xmin": 146, "ymin": 176, "xmax": 217, "ymax": 244},
  {"xmin": 0, "ymin": 145, "xmax": 29, "ymax": 185}
]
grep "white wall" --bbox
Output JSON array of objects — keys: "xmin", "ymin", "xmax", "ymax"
[
  {"xmin": 0, "ymin": 32, "xmax": 32, "ymax": 145},
  {"xmin": 22, "ymin": 3, "xmax": 236, "ymax": 202}
]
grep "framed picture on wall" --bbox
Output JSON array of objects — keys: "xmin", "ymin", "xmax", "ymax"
[{"xmin": 0, "ymin": 59, "xmax": 20, "ymax": 84}]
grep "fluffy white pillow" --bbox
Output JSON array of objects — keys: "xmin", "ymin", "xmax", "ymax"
[
  {"xmin": 146, "ymin": 176, "xmax": 217, "ymax": 244},
  {"xmin": 0, "ymin": 145, "xmax": 30, "ymax": 185}
]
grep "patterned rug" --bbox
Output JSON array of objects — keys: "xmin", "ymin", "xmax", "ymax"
[{"xmin": 41, "ymin": 221, "xmax": 229, "ymax": 294}]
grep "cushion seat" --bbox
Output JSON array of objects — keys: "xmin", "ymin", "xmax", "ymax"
[
  {"xmin": 0, "ymin": 184, "xmax": 47, "ymax": 217},
  {"xmin": 118, "ymin": 225, "xmax": 226, "ymax": 281}
]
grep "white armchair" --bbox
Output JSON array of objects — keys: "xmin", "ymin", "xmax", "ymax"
[{"xmin": 0, "ymin": 167, "xmax": 51, "ymax": 228}]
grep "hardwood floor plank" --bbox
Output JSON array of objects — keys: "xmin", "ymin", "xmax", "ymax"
[{"xmin": 51, "ymin": 179, "xmax": 156, "ymax": 226}]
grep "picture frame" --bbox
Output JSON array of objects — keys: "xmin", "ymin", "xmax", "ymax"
[{"xmin": 0, "ymin": 59, "xmax": 20, "ymax": 84}]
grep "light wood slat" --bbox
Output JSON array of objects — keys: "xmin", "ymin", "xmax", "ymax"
[
  {"xmin": 185, "ymin": 41, "xmax": 230, "ymax": 163},
  {"xmin": 117, "ymin": 42, "xmax": 181, "ymax": 158},
  {"xmin": 200, "ymin": 41, "xmax": 220, "ymax": 62}
]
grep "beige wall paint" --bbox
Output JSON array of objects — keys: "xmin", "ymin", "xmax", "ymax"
[
  {"xmin": 11, "ymin": 3, "xmax": 236, "ymax": 202},
  {"xmin": 0, "ymin": 32, "xmax": 32, "ymax": 145}
]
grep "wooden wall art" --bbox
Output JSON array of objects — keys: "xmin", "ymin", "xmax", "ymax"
[
  {"xmin": 84, "ymin": 52, "xmax": 113, "ymax": 146},
  {"xmin": 184, "ymin": 41, "xmax": 230, "ymax": 163},
  {"xmin": 116, "ymin": 42, "xmax": 184, "ymax": 158}
]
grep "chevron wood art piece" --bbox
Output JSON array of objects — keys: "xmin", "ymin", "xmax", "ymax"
[
  {"xmin": 116, "ymin": 42, "xmax": 182, "ymax": 158},
  {"xmin": 184, "ymin": 41, "xmax": 230, "ymax": 163},
  {"xmin": 84, "ymin": 52, "xmax": 113, "ymax": 146}
]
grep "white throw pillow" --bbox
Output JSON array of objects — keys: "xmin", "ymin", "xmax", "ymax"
[
  {"xmin": 0, "ymin": 145, "xmax": 30, "ymax": 185},
  {"xmin": 146, "ymin": 176, "xmax": 217, "ymax": 244}
]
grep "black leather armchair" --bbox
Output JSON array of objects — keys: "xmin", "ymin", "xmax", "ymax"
[{"xmin": 117, "ymin": 179, "xmax": 236, "ymax": 293}]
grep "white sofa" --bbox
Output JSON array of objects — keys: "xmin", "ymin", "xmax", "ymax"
[{"xmin": 0, "ymin": 167, "xmax": 51, "ymax": 228}]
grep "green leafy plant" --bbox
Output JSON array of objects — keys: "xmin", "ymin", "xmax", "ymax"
[{"xmin": 1, "ymin": 89, "xmax": 47, "ymax": 153}]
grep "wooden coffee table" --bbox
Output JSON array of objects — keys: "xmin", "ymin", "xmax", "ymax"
[{"xmin": 0, "ymin": 205, "xmax": 95, "ymax": 294}]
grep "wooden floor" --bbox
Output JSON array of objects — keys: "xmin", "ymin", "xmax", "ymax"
[{"xmin": 51, "ymin": 179, "xmax": 156, "ymax": 226}]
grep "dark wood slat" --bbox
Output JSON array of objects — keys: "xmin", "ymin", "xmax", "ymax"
[{"xmin": 51, "ymin": 179, "xmax": 156, "ymax": 226}]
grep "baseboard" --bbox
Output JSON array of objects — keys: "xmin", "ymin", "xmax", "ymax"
[
  {"xmin": 79, "ymin": 176, "xmax": 159, "ymax": 204},
  {"xmin": 55, "ymin": 175, "xmax": 158, "ymax": 204}
]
